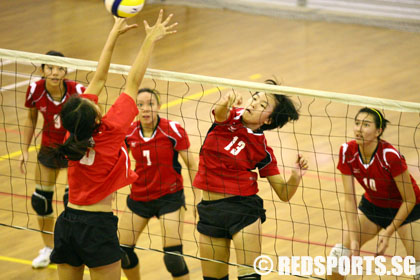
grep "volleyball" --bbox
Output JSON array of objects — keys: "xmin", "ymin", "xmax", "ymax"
[{"xmin": 104, "ymin": 0, "xmax": 145, "ymax": 18}]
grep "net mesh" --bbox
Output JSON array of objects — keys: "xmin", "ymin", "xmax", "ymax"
[{"xmin": 1, "ymin": 48, "xmax": 420, "ymax": 279}]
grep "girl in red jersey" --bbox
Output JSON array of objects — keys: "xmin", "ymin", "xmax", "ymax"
[
  {"xmin": 119, "ymin": 88, "xmax": 199, "ymax": 280},
  {"xmin": 327, "ymin": 108, "xmax": 420, "ymax": 280},
  {"xmin": 19, "ymin": 50, "xmax": 85, "ymax": 268},
  {"xmin": 193, "ymin": 80, "xmax": 308, "ymax": 280},
  {"xmin": 47, "ymin": 12, "xmax": 177, "ymax": 280}
]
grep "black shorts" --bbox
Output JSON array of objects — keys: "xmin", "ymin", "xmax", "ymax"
[
  {"xmin": 358, "ymin": 195, "xmax": 420, "ymax": 229},
  {"xmin": 127, "ymin": 189, "xmax": 186, "ymax": 219},
  {"xmin": 197, "ymin": 195, "xmax": 266, "ymax": 239},
  {"xmin": 38, "ymin": 145, "xmax": 68, "ymax": 169},
  {"xmin": 50, "ymin": 207, "xmax": 120, "ymax": 268}
]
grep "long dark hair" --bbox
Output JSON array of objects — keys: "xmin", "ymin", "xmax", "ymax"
[
  {"xmin": 260, "ymin": 79, "xmax": 299, "ymax": 131},
  {"xmin": 355, "ymin": 107, "xmax": 389, "ymax": 138},
  {"xmin": 48, "ymin": 96, "xmax": 100, "ymax": 168}
]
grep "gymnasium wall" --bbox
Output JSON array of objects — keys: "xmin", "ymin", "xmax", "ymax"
[{"xmin": 150, "ymin": 0, "xmax": 420, "ymax": 32}]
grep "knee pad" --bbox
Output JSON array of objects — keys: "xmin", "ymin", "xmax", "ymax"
[
  {"xmin": 329, "ymin": 244, "xmax": 351, "ymax": 273},
  {"xmin": 63, "ymin": 187, "xmax": 69, "ymax": 208},
  {"xmin": 203, "ymin": 276, "xmax": 229, "ymax": 280},
  {"xmin": 31, "ymin": 190, "xmax": 53, "ymax": 216},
  {"xmin": 120, "ymin": 246, "xmax": 139, "ymax": 269},
  {"xmin": 163, "ymin": 245, "xmax": 189, "ymax": 277},
  {"xmin": 238, "ymin": 266, "xmax": 260, "ymax": 279}
]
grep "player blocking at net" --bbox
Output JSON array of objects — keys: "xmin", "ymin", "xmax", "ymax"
[
  {"xmin": 46, "ymin": 11, "xmax": 177, "ymax": 280},
  {"xmin": 193, "ymin": 80, "xmax": 309, "ymax": 280},
  {"xmin": 19, "ymin": 50, "xmax": 85, "ymax": 268},
  {"xmin": 326, "ymin": 108, "xmax": 420, "ymax": 280}
]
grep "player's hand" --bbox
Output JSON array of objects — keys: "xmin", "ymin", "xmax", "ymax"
[
  {"xmin": 376, "ymin": 232, "xmax": 390, "ymax": 256},
  {"xmin": 113, "ymin": 17, "xmax": 138, "ymax": 35},
  {"xmin": 144, "ymin": 9, "xmax": 177, "ymax": 42},
  {"xmin": 19, "ymin": 150, "xmax": 29, "ymax": 174},
  {"xmin": 350, "ymin": 240, "xmax": 360, "ymax": 257},
  {"xmin": 226, "ymin": 90, "xmax": 242, "ymax": 107},
  {"xmin": 292, "ymin": 154, "xmax": 308, "ymax": 177}
]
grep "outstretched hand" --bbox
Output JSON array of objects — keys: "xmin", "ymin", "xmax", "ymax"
[
  {"xmin": 144, "ymin": 9, "xmax": 177, "ymax": 42},
  {"xmin": 113, "ymin": 17, "xmax": 139, "ymax": 35},
  {"xmin": 226, "ymin": 90, "xmax": 242, "ymax": 107}
]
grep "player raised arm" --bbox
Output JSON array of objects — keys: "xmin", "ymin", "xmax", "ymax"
[
  {"xmin": 85, "ymin": 17, "xmax": 138, "ymax": 96},
  {"xmin": 124, "ymin": 10, "xmax": 177, "ymax": 101},
  {"xmin": 214, "ymin": 90, "xmax": 243, "ymax": 123}
]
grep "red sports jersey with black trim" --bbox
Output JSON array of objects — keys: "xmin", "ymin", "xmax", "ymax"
[
  {"xmin": 193, "ymin": 107, "xmax": 280, "ymax": 196},
  {"xmin": 338, "ymin": 140, "xmax": 420, "ymax": 208},
  {"xmin": 126, "ymin": 117, "xmax": 190, "ymax": 202},
  {"xmin": 68, "ymin": 93, "xmax": 139, "ymax": 205},
  {"xmin": 25, "ymin": 79, "xmax": 85, "ymax": 147}
]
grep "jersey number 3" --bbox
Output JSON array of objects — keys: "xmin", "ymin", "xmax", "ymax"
[
  {"xmin": 53, "ymin": 114, "xmax": 61, "ymax": 129},
  {"xmin": 224, "ymin": 136, "xmax": 246, "ymax": 156}
]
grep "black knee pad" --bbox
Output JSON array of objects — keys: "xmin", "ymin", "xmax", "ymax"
[
  {"xmin": 203, "ymin": 276, "xmax": 229, "ymax": 280},
  {"xmin": 238, "ymin": 274, "xmax": 261, "ymax": 280},
  {"xmin": 31, "ymin": 190, "xmax": 53, "ymax": 216},
  {"xmin": 63, "ymin": 188, "xmax": 69, "ymax": 208},
  {"xmin": 163, "ymin": 245, "xmax": 189, "ymax": 277},
  {"xmin": 120, "ymin": 246, "xmax": 139, "ymax": 269}
]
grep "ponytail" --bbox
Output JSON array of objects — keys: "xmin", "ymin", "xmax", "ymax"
[{"xmin": 46, "ymin": 96, "xmax": 99, "ymax": 167}]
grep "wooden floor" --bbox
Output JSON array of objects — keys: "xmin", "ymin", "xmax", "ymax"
[{"xmin": 1, "ymin": 0, "xmax": 420, "ymax": 279}]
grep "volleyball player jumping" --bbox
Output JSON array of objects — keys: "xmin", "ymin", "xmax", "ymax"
[
  {"xmin": 47, "ymin": 11, "xmax": 177, "ymax": 280},
  {"xmin": 193, "ymin": 80, "xmax": 308, "ymax": 280}
]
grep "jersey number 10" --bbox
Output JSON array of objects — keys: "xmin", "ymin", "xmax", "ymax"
[{"xmin": 363, "ymin": 178, "xmax": 377, "ymax": 191}]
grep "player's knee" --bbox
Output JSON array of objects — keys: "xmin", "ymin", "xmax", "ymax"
[
  {"xmin": 120, "ymin": 246, "xmax": 138, "ymax": 269},
  {"xmin": 203, "ymin": 276, "xmax": 229, "ymax": 280},
  {"xmin": 63, "ymin": 187, "xmax": 69, "ymax": 208},
  {"xmin": 238, "ymin": 266, "xmax": 260, "ymax": 279},
  {"xmin": 163, "ymin": 245, "xmax": 189, "ymax": 277},
  {"xmin": 31, "ymin": 189, "xmax": 53, "ymax": 216},
  {"xmin": 329, "ymin": 244, "xmax": 351, "ymax": 273}
]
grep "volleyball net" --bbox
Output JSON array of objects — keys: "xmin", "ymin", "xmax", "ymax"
[{"xmin": 1, "ymin": 48, "xmax": 420, "ymax": 278}]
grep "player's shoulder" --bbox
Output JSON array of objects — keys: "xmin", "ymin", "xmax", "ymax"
[
  {"xmin": 64, "ymin": 80, "xmax": 85, "ymax": 94},
  {"xmin": 126, "ymin": 121, "xmax": 140, "ymax": 138},
  {"xmin": 158, "ymin": 118, "xmax": 186, "ymax": 139},
  {"xmin": 378, "ymin": 140, "xmax": 402, "ymax": 162},
  {"xmin": 29, "ymin": 79, "xmax": 46, "ymax": 93},
  {"xmin": 341, "ymin": 140, "xmax": 357, "ymax": 152},
  {"xmin": 339, "ymin": 140, "xmax": 359, "ymax": 163}
]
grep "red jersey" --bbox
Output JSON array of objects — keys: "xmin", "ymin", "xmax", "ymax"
[
  {"xmin": 193, "ymin": 107, "xmax": 280, "ymax": 196},
  {"xmin": 68, "ymin": 93, "xmax": 139, "ymax": 205},
  {"xmin": 25, "ymin": 79, "xmax": 85, "ymax": 147},
  {"xmin": 338, "ymin": 140, "xmax": 420, "ymax": 208},
  {"xmin": 126, "ymin": 117, "xmax": 190, "ymax": 202}
]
